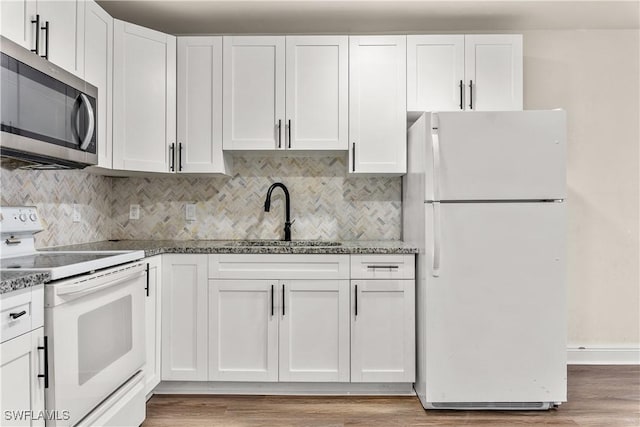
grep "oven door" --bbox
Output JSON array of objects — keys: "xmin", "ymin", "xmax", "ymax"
[{"xmin": 45, "ymin": 263, "xmax": 145, "ymax": 427}]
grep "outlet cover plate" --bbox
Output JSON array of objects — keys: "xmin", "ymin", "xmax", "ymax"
[
  {"xmin": 185, "ymin": 203, "xmax": 196, "ymax": 221},
  {"xmin": 129, "ymin": 204, "xmax": 140, "ymax": 220}
]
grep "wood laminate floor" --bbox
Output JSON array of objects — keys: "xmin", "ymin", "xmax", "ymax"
[{"xmin": 143, "ymin": 366, "xmax": 640, "ymax": 426}]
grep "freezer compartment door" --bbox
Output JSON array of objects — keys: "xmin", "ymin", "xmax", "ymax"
[
  {"xmin": 424, "ymin": 110, "xmax": 566, "ymax": 201},
  {"xmin": 423, "ymin": 202, "xmax": 566, "ymax": 404}
]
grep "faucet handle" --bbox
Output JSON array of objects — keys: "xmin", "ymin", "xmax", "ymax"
[{"xmin": 290, "ymin": 219, "xmax": 296, "ymax": 226}]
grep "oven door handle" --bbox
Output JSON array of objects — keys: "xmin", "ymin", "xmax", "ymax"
[
  {"xmin": 76, "ymin": 93, "xmax": 95, "ymax": 151},
  {"xmin": 56, "ymin": 270, "xmax": 145, "ymax": 297}
]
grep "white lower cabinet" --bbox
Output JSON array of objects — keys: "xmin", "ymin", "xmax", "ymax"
[
  {"xmin": 350, "ymin": 254, "xmax": 416, "ymax": 383},
  {"xmin": 144, "ymin": 256, "xmax": 162, "ymax": 395},
  {"xmin": 0, "ymin": 328, "xmax": 45, "ymax": 427},
  {"xmin": 208, "ymin": 254, "xmax": 351, "ymax": 383},
  {"xmin": 160, "ymin": 253, "xmax": 415, "ymax": 388},
  {"xmin": 208, "ymin": 279, "xmax": 278, "ymax": 381},
  {"xmin": 279, "ymin": 279, "xmax": 350, "ymax": 382},
  {"xmin": 351, "ymin": 280, "xmax": 415, "ymax": 382},
  {"xmin": 161, "ymin": 254, "xmax": 208, "ymax": 381},
  {"xmin": 0, "ymin": 285, "xmax": 45, "ymax": 427}
]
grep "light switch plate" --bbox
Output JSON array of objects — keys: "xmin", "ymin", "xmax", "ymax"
[
  {"xmin": 129, "ymin": 204, "xmax": 140, "ymax": 220},
  {"xmin": 72, "ymin": 204, "xmax": 81, "ymax": 223},
  {"xmin": 185, "ymin": 203, "xmax": 196, "ymax": 221}
]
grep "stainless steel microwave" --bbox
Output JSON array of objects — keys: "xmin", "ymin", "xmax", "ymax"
[{"xmin": 0, "ymin": 36, "xmax": 97, "ymax": 168}]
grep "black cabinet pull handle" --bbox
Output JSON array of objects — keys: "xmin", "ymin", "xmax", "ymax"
[
  {"xmin": 145, "ymin": 263, "xmax": 150, "ymax": 297},
  {"xmin": 459, "ymin": 80, "xmax": 463, "ymax": 110},
  {"xmin": 178, "ymin": 142, "xmax": 183, "ymax": 171},
  {"xmin": 355, "ymin": 284, "xmax": 358, "ymax": 316},
  {"xmin": 367, "ymin": 265, "xmax": 399, "ymax": 270},
  {"xmin": 469, "ymin": 80, "xmax": 473, "ymax": 109},
  {"xmin": 352, "ymin": 143, "xmax": 356, "ymax": 172},
  {"xmin": 169, "ymin": 143, "xmax": 175, "ymax": 171},
  {"xmin": 277, "ymin": 120, "xmax": 282, "ymax": 148},
  {"xmin": 41, "ymin": 21, "xmax": 49, "ymax": 59},
  {"xmin": 38, "ymin": 336, "xmax": 49, "ymax": 388},
  {"xmin": 31, "ymin": 15, "xmax": 40, "ymax": 54},
  {"xmin": 288, "ymin": 119, "xmax": 291, "ymax": 148},
  {"xmin": 9, "ymin": 310, "xmax": 26, "ymax": 320},
  {"xmin": 282, "ymin": 284, "xmax": 285, "ymax": 316},
  {"xmin": 271, "ymin": 284, "xmax": 274, "ymax": 316}
]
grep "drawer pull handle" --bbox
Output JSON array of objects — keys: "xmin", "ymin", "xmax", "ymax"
[
  {"xmin": 38, "ymin": 336, "xmax": 49, "ymax": 388},
  {"xmin": 366, "ymin": 265, "xmax": 399, "ymax": 269},
  {"xmin": 9, "ymin": 310, "xmax": 27, "ymax": 320}
]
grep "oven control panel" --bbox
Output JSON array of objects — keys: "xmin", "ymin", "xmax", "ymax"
[{"xmin": 0, "ymin": 206, "xmax": 44, "ymax": 234}]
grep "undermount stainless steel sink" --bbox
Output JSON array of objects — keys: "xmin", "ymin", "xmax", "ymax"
[{"xmin": 224, "ymin": 240, "xmax": 342, "ymax": 247}]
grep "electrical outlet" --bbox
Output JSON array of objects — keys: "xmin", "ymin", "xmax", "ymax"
[
  {"xmin": 185, "ymin": 203, "xmax": 196, "ymax": 221},
  {"xmin": 129, "ymin": 204, "xmax": 140, "ymax": 220},
  {"xmin": 72, "ymin": 204, "xmax": 81, "ymax": 223}
]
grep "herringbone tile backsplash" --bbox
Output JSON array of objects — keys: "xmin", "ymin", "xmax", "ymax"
[
  {"xmin": 1, "ymin": 156, "xmax": 401, "ymax": 247},
  {"xmin": 1, "ymin": 161, "xmax": 113, "ymax": 248}
]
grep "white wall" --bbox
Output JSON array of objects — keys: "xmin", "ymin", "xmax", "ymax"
[{"xmin": 523, "ymin": 29, "xmax": 639, "ymax": 351}]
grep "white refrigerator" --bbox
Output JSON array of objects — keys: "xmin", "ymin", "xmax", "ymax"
[{"xmin": 403, "ymin": 111, "xmax": 567, "ymax": 410}]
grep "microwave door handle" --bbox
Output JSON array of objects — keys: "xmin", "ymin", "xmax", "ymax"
[{"xmin": 76, "ymin": 94, "xmax": 95, "ymax": 151}]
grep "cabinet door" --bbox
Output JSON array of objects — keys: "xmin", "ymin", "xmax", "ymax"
[
  {"xmin": 161, "ymin": 255, "xmax": 207, "ymax": 381},
  {"xmin": 0, "ymin": 328, "xmax": 45, "ymax": 427},
  {"xmin": 177, "ymin": 37, "xmax": 230, "ymax": 174},
  {"xmin": 407, "ymin": 35, "xmax": 464, "ymax": 112},
  {"xmin": 144, "ymin": 256, "xmax": 162, "ymax": 395},
  {"xmin": 464, "ymin": 34, "xmax": 523, "ymax": 111},
  {"xmin": 279, "ymin": 280, "xmax": 349, "ymax": 382},
  {"xmin": 209, "ymin": 280, "xmax": 278, "ymax": 382},
  {"xmin": 351, "ymin": 280, "xmax": 415, "ymax": 383},
  {"xmin": 285, "ymin": 36, "xmax": 348, "ymax": 150},
  {"xmin": 84, "ymin": 0, "xmax": 113, "ymax": 169},
  {"xmin": 349, "ymin": 36, "xmax": 407, "ymax": 174},
  {"xmin": 0, "ymin": 0, "xmax": 36, "ymax": 50},
  {"xmin": 223, "ymin": 36, "xmax": 285, "ymax": 150},
  {"xmin": 36, "ymin": 0, "xmax": 84, "ymax": 77},
  {"xmin": 113, "ymin": 20, "xmax": 176, "ymax": 172}
]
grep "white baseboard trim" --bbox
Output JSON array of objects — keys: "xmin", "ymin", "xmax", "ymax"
[
  {"xmin": 154, "ymin": 381, "xmax": 415, "ymax": 396},
  {"xmin": 567, "ymin": 346, "xmax": 640, "ymax": 365}
]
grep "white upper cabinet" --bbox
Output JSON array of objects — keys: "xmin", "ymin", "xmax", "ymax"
[
  {"xmin": 34, "ymin": 0, "xmax": 84, "ymax": 77},
  {"xmin": 464, "ymin": 34, "xmax": 523, "ymax": 111},
  {"xmin": 407, "ymin": 35, "xmax": 464, "ymax": 112},
  {"xmin": 285, "ymin": 36, "xmax": 348, "ymax": 150},
  {"xmin": 1, "ymin": 0, "xmax": 84, "ymax": 77},
  {"xmin": 177, "ymin": 36, "xmax": 231, "ymax": 174},
  {"xmin": 408, "ymin": 34, "xmax": 523, "ymax": 112},
  {"xmin": 223, "ymin": 36, "xmax": 285, "ymax": 151},
  {"xmin": 349, "ymin": 36, "xmax": 407, "ymax": 175},
  {"xmin": 112, "ymin": 20, "xmax": 176, "ymax": 173},
  {"xmin": 1, "ymin": 0, "xmax": 37, "ymax": 50},
  {"xmin": 84, "ymin": 0, "xmax": 113, "ymax": 169}
]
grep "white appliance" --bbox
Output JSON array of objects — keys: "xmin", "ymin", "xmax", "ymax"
[
  {"xmin": 0, "ymin": 207, "xmax": 147, "ymax": 426},
  {"xmin": 403, "ymin": 111, "xmax": 567, "ymax": 410}
]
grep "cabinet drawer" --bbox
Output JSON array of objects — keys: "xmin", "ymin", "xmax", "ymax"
[
  {"xmin": 350, "ymin": 255, "xmax": 415, "ymax": 280},
  {"xmin": 209, "ymin": 254, "xmax": 350, "ymax": 280},
  {"xmin": 1, "ymin": 285, "xmax": 43, "ymax": 343}
]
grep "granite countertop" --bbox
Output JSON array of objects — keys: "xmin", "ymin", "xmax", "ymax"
[
  {"xmin": 48, "ymin": 239, "xmax": 419, "ymax": 257},
  {"xmin": 0, "ymin": 241, "xmax": 416, "ymax": 294},
  {"xmin": 0, "ymin": 271, "xmax": 50, "ymax": 295}
]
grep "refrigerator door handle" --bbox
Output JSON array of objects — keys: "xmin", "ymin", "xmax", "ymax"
[
  {"xmin": 432, "ymin": 202, "xmax": 441, "ymax": 277},
  {"xmin": 431, "ymin": 113, "xmax": 441, "ymax": 201}
]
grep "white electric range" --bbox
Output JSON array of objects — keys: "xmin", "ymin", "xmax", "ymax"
[{"xmin": 0, "ymin": 206, "xmax": 147, "ymax": 427}]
